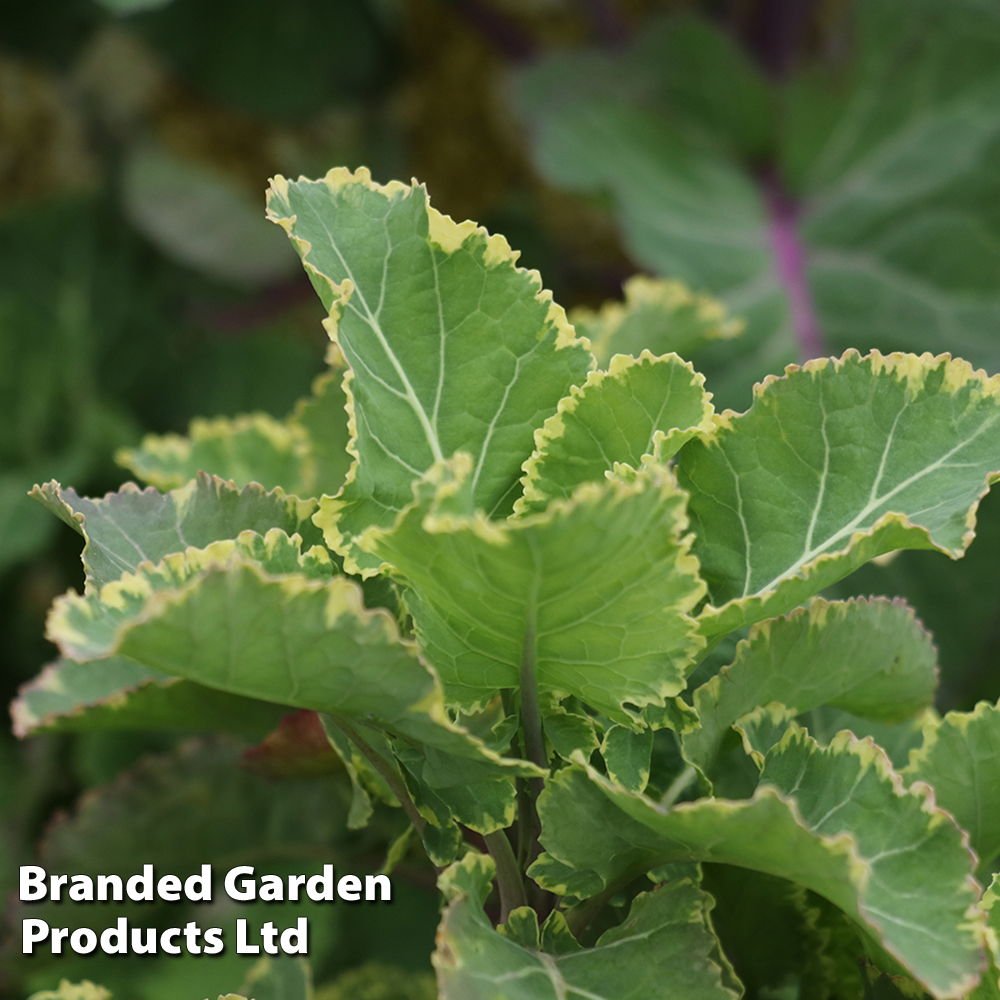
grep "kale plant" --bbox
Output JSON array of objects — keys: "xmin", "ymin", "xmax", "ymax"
[{"xmin": 16, "ymin": 167, "xmax": 1000, "ymax": 1000}]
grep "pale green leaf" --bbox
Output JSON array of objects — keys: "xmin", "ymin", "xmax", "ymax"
[
  {"xmin": 364, "ymin": 457, "xmax": 705, "ymax": 722},
  {"xmin": 10, "ymin": 656, "xmax": 285, "ymax": 739},
  {"xmin": 290, "ymin": 362, "xmax": 353, "ymax": 498},
  {"xmin": 570, "ymin": 275, "xmax": 742, "ymax": 367},
  {"xmin": 905, "ymin": 700, "xmax": 1000, "ymax": 871},
  {"xmin": 45, "ymin": 530, "xmax": 537, "ymax": 776},
  {"xmin": 797, "ymin": 705, "xmax": 934, "ymax": 771},
  {"xmin": 265, "ymin": 167, "xmax": 593, "ymax": 574},
  {"xmin": 28, "ymin": 983, "xmax": 112, "ymax": 1000},
  {"xmin": 237, "ymin": 957, "xmax": 312, "ymax": 1000},
  {"xmin": 515, "ymin": 350, "xmax": 714, "ymax": 515},
  {"xmin": 118, "ymin": 413, "xmax": 313, "ymax": 494},
  {"xmin": 434, "ymin": 852, "xmax": 740, "ymax": 1000},
  {"xmin": 533, "ymin": 726, "xmax": 984, "ymax": 998},
  {"xmin": 684, "ymin": 597, "xmax": 937, "ymax": 780},
  {"xmin": 32, "ymin": 474, "xmax": 321, "ymax": 590},
  {"xmin": 679, "ymin": 352, "xmax": 1000, "ymax": 636}
]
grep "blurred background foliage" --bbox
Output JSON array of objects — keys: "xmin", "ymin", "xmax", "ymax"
[{"xmin": 2, "ymin": 0, "xmax": 999, "ymax": 997}]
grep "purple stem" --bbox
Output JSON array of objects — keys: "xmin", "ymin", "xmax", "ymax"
[
  {"xmin": 452, "ymin": 0, "xmax": 537, "ymax": 62},
  {"xmin": 761, "ymin": 171, "xmax": 826, "ymax": 360},
  {"xmin": 574, "ymin": 0, "xmax": 631, "ymax": 48}
]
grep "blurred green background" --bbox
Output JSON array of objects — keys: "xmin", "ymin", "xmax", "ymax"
[{"xmin": 3, "ymin": 0, "xmax": 1000, "ymax": 996}]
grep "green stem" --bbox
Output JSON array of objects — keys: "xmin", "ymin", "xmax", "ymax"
[
  {"xmin": 519, "ymin": 611, "xmax": 546, "ymax": 774},
  {"xmin": 483, "ymin": 830, "xmax": 527, "ymax": 922},
  {"xmin": 328, "ymin": 714, "xmax": 425, "ymax": 835},
  {"xmin": 660, "ymin": 765, "xmax": 696, "ymax": 809},
  {"xmin": 564, "ymin": 876, "xmax": 630, "ymax": 938}
]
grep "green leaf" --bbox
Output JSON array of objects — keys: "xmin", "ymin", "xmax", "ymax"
[
  {"xmin": 10, "ymin": 656, "xmax": 285, "ymax": 739},
  {"xmin": 434, "ymin": 852, "xmax": 740, "ymax": 999},
  {"xmin": 313, "ymin": 964, "xmax": 437, "ymax": 1000},
  {"xmin": 700, "ymin": 866, "xmax": 833, "ymax": 1000},
  {"xmin": 45, "ymin": 530, "xmax": 536, "ymax": 777},
  {"xmin": 601, "ymin": 724, "xmax": 653, "ymax": 794},
  {"xmin": 678, "ymin": 351, "xmax": 1000, "ymax": 636},
  {"xmin": 570, "ymin": 275, "xmax": 742, "ymax": 368},
  {"xmin": 515, "ymin": 3, "xmax": 1000, "ymax": 408},
  {"xmin": 394, "ymin": 741, "xmax": 517, "ymax": 835},
  {"xmin": 16, "ymin": 740, "xmax": 348, "ymax": 998},
  {"xmin": 905, "ymin": 700, "xmax": 1000, "ymax": 872},
  {"xmin": 684, "ymin": 597, "xmax": 937, "ymax": 780},
  {"xmin": 533, "ymin": 726, "xmax": 984, "ymax": 998},
  {"xmin": 237, "ymin": 957, "xmax": 312, "ymax": 1000},
  {"xmin": 32, "ymin": 474, "xmax": 322, "ymax": 589},
  {"xmin": 542, "ymin": 706, "xmax": 601, "ymax": 762},
  {"xmin": 973, "ymin": 876, "xmax": 1000, "ymax": 1000},
  {"xmin": 365, "ymin": 457, "xmax": 705, "ymax": 722},
  {"xmin": 515, "ymin": 351, "xmax": 714, "ymax": 515},
  {"xmin": 28, "ymin": 983, "xmax": 112, "ymax": 1000},
  {"xmin": 265, "ymin": 167, "xmax": 593, "ymax": 574},
  {"xmin": 119, "ymin": 414, "xmax": 312, "ymax": 494},
  {"xmin": 118, "ymin": 356, "xmax": 352, "ymax": 500},
  {"xmin": 290, "ymin": 362, "xmax": 354, "ymax": 498}
]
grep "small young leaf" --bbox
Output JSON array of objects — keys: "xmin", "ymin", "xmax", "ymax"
[
  {"xmin": 680, "ymin": 352, "xmax": 1000, "ymax": 636},
  {"xmin": 118, "ymin": 413, "xmax": 313, "ymax": 494},
  {"xmin": 602, "ymin": 724, "xmax": 653, "ymax": 794},
  {"xmin": 118, "ymin": 358, "xmax": 353, "ymax": 500},
  {"xmin": 571, "ymin": 275, "xmax": 742, "ymax": 367},
  {"xmin": 516, "ymin": 351, "xmax": 714, "ymax": 515},
  {"xmin": 684, "ymin": 597, "xmax": 937, "ymax": 780},
  {"xmin": 435, "ymin": 853, "xmax": 740, "ymax": 999},
  {"xmin": 266, "ymin": 167, "xmax": 593, "ymax": 574},
  {"xmin": 28, "ymin": 983, "xmax": 112, "ymax": 1000}
]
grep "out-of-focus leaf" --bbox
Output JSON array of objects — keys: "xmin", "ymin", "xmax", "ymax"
[
  {"xmin": 132, "ymin": 0, "xmax": 391, "ymax": 119},
  {"xmin": 118, "ymin": 414, "xmax": 313, "ymax": 494},
  {"xmin": 118, "ymin": 363, "xmax": 352, "ymax": 499},
  {"xmin": 124, "ymin": 144, "xmax": 299, "ymax": 286},
  {"xmin": 515, "ymin": 1, "xmax": 1000, "ymax": 409},
  {"xmin": 266, "ymin": 167, "xmax": 593, "ymax": 574},
  {"xmin": 313, "ymin": 963, "xmax": 436, "ymax": 1000},
  {"xmin": 570, "ymin": 275, "xmax": 742, "ymax": 367},
  {"xmin": 27, "ymin": 983, "xmax": 112, "ymax": 1000},
  {"xmin": 242, "ymin": 710, "xmax": 342, "ymax": 779},
  {"xmin": 237, "ymin": 957, "xmax": 312, "ymax": 1000}
]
